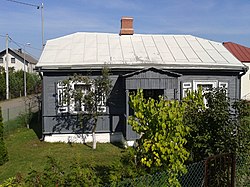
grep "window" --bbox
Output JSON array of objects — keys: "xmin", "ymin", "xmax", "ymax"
[
  {"xmin": 193, "ymin": 81, "xmax": 217, "ymax": 106},
  {"xmin": 219, "ymin": 82, "xmax": 228, "ymax": 89},
  {"xmin": 97, "ymin": 91, "xmax": 107, "ymax": 113},
  {"xmin": 72, "ymin": 83, "xmax": 92, "ymax": 113},
  {"xmin": 57, "ymin": 81, "xmax": 107, "ymax": 114},
  {"xmin": 219, "ymin": 82, "xmax": 228, "ymax": 95},
  {"xmin": 11, "ymin": 58, "xmax": 15, "ymax": 63},
  {"xmin": 57, "ymin": 82, "xmax": 68, "ymax": 113},
  {"xmin": 0, "ymin": 58, "xmax": 3, "ymax": 63},
  {"xmin": 182, "ymin": 82, "xmax": 192, "ymax": 98}
]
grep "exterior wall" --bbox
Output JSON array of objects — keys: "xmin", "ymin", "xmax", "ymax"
[
  {"xmin": 178, "ymin": 74, "xmax": 240, "ymax": 100},
  {"xmin": 42, "ymin": 72, "xmax": 126, "ymax": 136},
  {"xmin": 124, "ymin": 70, "xmax": 179, "ymax": 140},
  {"xmin": 241, "ymin": 63, "xmax": 250, "ymax": 100},
  {"xmin": 41, "ymin": 69, "xmax": 241, "ymax": 143},
  {"xmin": 0, "ymin": 51, "xmax": 34, "ymax": 72}
]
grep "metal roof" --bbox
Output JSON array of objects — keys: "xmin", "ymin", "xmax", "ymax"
[
  {"xmin": 37, "ymin": 32, "xmax": 244, "ymax": 70},
  {"xmin": 223, "ymin": 42, "xmax": 250, "ymax": 63}
]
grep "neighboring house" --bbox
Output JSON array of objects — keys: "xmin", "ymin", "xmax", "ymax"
[
  {"xmin": 36, "ymin": 17, "xmax": 247, "ymax": 145},
  {"xmin": 223, "ymin": 42, "xmax": 250, "ymax": 100},
  {"xmin": 0, "ymin": 48, "xmax": 37, "ymax": 72}
]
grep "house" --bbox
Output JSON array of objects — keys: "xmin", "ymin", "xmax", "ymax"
[
  {"xmin": 36, "ymin": 17, "xmax": 246, "ymax": 145},
  {"xmin": 223, "ymin": 42, "xmax": 250, "ymax": 100},
  {"xmin": 0, "ymin": 48, "xmax": 37, "ymax": 73}
]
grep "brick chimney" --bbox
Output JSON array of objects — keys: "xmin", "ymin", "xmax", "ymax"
[{"xmin": 120, "ymin": 16, "xmax": 134, "ymax": 35}]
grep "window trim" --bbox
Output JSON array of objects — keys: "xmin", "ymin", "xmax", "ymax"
[
  {"xmin": 193, "ymin": 80, "xmax": 218, "ymax": 91},
  {"xmin": 57, "ymin": 82, "xmax": 68, "ymax": 113},
  {"xmin": 57, "ymin": 81, "xmax": 107, "ymax": 114}
]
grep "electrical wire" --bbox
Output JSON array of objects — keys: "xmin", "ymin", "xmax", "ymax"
[
  {"xmin": 6, "ymin": 0, "xmax": 39, "ymax": 9},
  {"xmin": 7, "ymin": 36, "xmax": 41, "ymax": 59}
]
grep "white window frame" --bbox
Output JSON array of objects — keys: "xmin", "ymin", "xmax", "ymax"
[
  {"xmin": 57, "ymin": 81, "xmax": 108, "ymax": 114},
  {"xmin": 193, "ymin": 80, "xmax": 218, "ymax": 107},
  {"xmin": 0, "ymin": 57, "xmax": 3, "ymax": 63},
  {"xmin": 193, "ymin": 80, "xmax": 218, "ymax": 92},
  {"xmin": 97, "ymin": 91, "xmax": 107, "ymax": 113},
  {"xmin": 182, "ymin": 82, "xmax": 192, "ymax": 98},
  {"xmin": 219, "ymin": 82, "xmax": 228, "ymax": 94},
  {"xmin": 57, "ymin": 82, "xmax": 68, "ymax": 113},
  {"xmin": 70, "ymin": 82, "xmax": 93, "ymax": 114}
]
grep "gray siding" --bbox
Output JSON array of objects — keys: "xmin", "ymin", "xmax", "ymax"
[
  {"xmin": 41, "ymin": 69, "xmax": 242, "ymax": 142},
  {"xmin": 178, "ymin": 75, "xmax": 240, "ymax": 100},
  {"xmin": 124, "ymin": 70, "xmax": 179, "ymax": 140},
  {"xmin": 42, "ymin": 74, "xmax": 124, "ymax": 134}
]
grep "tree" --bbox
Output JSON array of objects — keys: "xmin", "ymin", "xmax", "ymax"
[
  {"xmin": 62, "ymin": 67, "xmax": 112, "ymax": 149},
  {"xmin": 0, "ymin": 106, "xmax": 8, "ymax": 165},
  {"xmin": 184, "ymin": 87, "xmax": 250, "ymax": 161},
  {"xmin": 128, "ymin": 89, "xmax": 190, "ymax": 187}
]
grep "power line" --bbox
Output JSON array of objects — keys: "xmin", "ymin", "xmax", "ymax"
[
  {"xmin": 7, "ymin": 36, "xmax": 41, "ymax": 59},
  {"xmin": 6, "ymin": 0, "xmax": 39, "ymax": 9}
]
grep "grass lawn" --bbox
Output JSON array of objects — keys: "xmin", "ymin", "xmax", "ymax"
[{"xmin": 0, "ymin": 127, "xmax": 124, "ymax": 183}]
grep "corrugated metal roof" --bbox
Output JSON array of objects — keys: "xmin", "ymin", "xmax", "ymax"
[
  {"xmin": 223, "ymin": 42, "xmax": 250, "ymax": 63},
  {"xmin": 37, "ymin": 32, "xmax": 244, "ymax": 70}
]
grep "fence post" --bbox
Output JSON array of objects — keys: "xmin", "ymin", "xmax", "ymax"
[
  {"xmin": 7, "ymin": 108, "xmax": 9, "ymax": 121},
  {"xmin": 204, "ymin": 158, "xmax": 209, "ymax": 187}
]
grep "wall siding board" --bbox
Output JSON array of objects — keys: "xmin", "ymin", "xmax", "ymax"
[
  {"xmin": 42, "ymin": 69, "xmax": 241, "ymax": 142},
  {"xmin": 42, "ymin": 74, "xmax": 124, "ymax": 134}
]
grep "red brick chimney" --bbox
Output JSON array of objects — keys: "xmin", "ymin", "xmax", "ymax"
[{"xmin": 120, "ymin": 16, "xmax": 134, "ymax": 35}]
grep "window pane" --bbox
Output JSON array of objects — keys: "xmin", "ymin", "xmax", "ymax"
[{"xmin": 11, "ymin": 58, "xmax": 15, "ymax": 63}]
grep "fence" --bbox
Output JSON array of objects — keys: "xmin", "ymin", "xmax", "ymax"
[{"xmin": 104, "ymin": 154, "xmax": 249, "ymax": 187}]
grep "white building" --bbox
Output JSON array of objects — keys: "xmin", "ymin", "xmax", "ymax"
[
  {"xmin": 224, "ymin": 42, "xmax": 250, "ymax": 100},
  {"xmin": 0, "ymin": 48, "xmax": 37, "ymax": 73}
]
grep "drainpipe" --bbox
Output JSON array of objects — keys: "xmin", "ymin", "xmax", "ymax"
[
  {"xmin": 238, "ymin": 64, "xmax": 248, "ymax": 99},
  {"xmin": 37, "ymin": 67, "xmax": 44, "ymax": 141}
]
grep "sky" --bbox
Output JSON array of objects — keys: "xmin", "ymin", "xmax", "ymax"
[{"xmin": 0, "ymin": 0, "xmax": 250, "ymax": 59}]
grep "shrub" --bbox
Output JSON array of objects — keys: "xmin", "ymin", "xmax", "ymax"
[
  {"xmin": 128, "ymin": 90, "xmax": 191, "ymax": 187},
  {"xmin": 0, "ymin": 107, "xmax": 8, "ymax": 165}
]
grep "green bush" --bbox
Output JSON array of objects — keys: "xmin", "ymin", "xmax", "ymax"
[
  {"xmin": 0, "ymin": 69, "xmax": 41, "ymax": 100},
  {"xmin": 0, "ymin": 107, "xmax": 8, "ymax": 165},
  {"xmin": 184, "ymin": 88, "xmax": 250, "ymax": 161}
]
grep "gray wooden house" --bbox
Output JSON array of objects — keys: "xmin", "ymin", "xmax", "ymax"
[{"xmin": 36, "ymin": 17, "xmax": 246, "ymax": 145}]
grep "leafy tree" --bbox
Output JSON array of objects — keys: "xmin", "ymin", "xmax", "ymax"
[
  {"xmin": 184, "ymin": 87, "xmax": 250, "ymax": 162},
  {"xmin": 62, "ymin": 67, "xmax": 112, "ymax": 149},
  {"xmin": 0, "ymin": 106, "xmax": 8, "ymax": 165},
  {"xmin": 128, "ymin": 89, "xmax": 190, "ymax": 187}
]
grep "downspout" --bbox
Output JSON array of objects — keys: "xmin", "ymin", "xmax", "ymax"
[
  {"xmin": 238, "ymin": 64, "xmax": 248, "ymax": 99},
  {"xmin": 37, "ymin": 67, "xmax": 44, "ymax": 141}
]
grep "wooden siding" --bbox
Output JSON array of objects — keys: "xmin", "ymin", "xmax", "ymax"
[
  {"xmin": 42, "ymin": 74, "xmax": 125, "ymax": 134},
  {"xmin": 125, "ymin": 70, "xmax": 179, "ymax": 140},
  {"xmin": 41, "ymin": 69, "xmax": 241, "ymax": 142},
  {"xmin": 178, "ymin": 75, "xmax": 240, "ymax": 100}
]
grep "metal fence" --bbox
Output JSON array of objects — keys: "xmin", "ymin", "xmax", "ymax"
[{"xmin": 104, "ymin": 154, "xmax": 249, "ymax": 187}]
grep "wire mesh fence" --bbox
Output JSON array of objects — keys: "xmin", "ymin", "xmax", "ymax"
[
  {"xmin": 103, "ymin": 154, "xmax": 249, "ymax": 187},
  {"xmin": 236, "ymin": 155, "xmax": 250, "ymax": 187}
]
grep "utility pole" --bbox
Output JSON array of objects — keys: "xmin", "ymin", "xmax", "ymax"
[
  {"xmin": 41, "ymin": 2, "xmax": 44, "ymax": 48},
  {"xmin": 23, "ymin": 43, "xmax": 30, "ymax": 97},
  {"xmin": 5, "ymin": 34, "xmax": 9, "ymax": 100}
]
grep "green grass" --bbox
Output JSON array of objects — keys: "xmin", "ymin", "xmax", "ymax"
[{"xmin": 0, "ymin": 126, "xmax": 124, "ymax": 183}]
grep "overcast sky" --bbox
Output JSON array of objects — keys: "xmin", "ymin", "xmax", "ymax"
[{"xmin": 0, "ymin": 0, "xmax": 250, "ymax": 59}]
